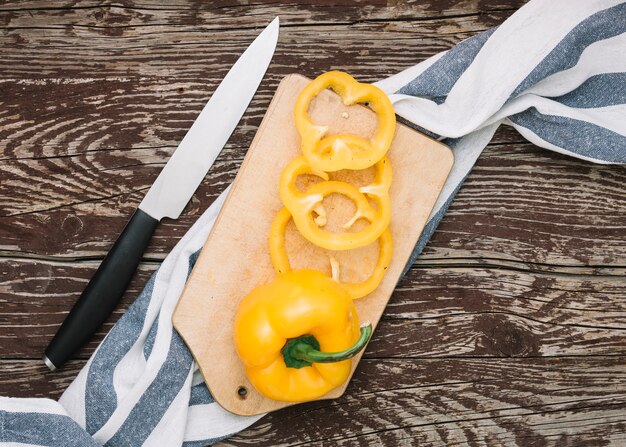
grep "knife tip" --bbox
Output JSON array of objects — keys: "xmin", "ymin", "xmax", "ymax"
[{"xmin": 270, "ymin": 16, "xmax": 280, "ymax": 31}]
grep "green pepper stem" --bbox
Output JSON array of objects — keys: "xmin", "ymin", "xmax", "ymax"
[{"xmin": 283, "ymin": 323, "xmax": 372, "ymax": 368}]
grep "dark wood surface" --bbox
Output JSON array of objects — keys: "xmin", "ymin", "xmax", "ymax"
[{"xmin": 1, "ymin": 1, "xmax": 625, "ymax": 445}]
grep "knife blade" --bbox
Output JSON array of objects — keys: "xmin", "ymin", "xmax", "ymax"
[{"xmin": 43, "ymin": 17, "xmax": 280, "ymax": 371}]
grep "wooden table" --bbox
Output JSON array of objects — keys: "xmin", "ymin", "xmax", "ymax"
[{"xmin": 1, "ymin": 1, "xmax": 625, "ymax": 445}]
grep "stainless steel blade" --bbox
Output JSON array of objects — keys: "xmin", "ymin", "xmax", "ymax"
[{"xmin": 139, "ymin": 17, "xmax": 279, "ymax": 220}]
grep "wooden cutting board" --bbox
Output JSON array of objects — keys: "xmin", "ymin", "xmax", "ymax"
[{"xmin": 173, "ymin": 74, "xmax": 454, "ymax": 416}]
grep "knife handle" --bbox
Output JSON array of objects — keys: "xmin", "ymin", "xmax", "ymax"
[{"xmin": 43, "ymin": 209, "xmax": 159, "ymax": 371}]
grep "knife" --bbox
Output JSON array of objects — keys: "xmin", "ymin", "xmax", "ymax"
[{"xmin": 43, "ymin": 17, "xmax": 280, "ymax": 371}]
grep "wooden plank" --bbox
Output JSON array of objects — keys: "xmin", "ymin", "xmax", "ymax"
[
  {"xmin": 0, "ymin": 360, "xmax": 84, "ymax": 399},
  {"xmin": 219, "ymin": 357, "xmax": 626, "ymax": 446},
  {"xmin": 2, "ymin": 142, "xmax": 624, "ymax": 265},
  {"xmin": 0, "ymin": 0, "xmax": 527, "ymax": 22},
  {"xmin": 0, "ymin": 11, "xmax": 515, "ymax": 157},
  {"xmin": 2, "ymin": 259, "xmax": 623, "ymax": 359},
  {"xmin": 0, "ymin": 259, "xmax": 157, "ymax": 358},
  {"xmin": 0, "ymin": 0, "xmax": 527, "ymax": 47},
  {"xmin": 2, "ymin": 357, "xmax": 622, "ymax": 446}
]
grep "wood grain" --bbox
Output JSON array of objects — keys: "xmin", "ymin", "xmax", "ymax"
[
  {"xmin": 1, "ymin": 0, "xmax": 625, "ymax": 445},
  {"xmin": 222, "ymin": 357, "xmax": 626, "ymax": 447},
  {"xmin": 1, "ymin": 260, "xmax": 624, "ymax": 358},
  {"xmin": 0, "ymin": 5, "xmax": 518, "ymax": 159}
]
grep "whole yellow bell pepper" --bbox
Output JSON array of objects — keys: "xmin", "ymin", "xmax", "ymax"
[{"xmin": 233, "ymin": 269, "xmax": 372, "ymax": 402}]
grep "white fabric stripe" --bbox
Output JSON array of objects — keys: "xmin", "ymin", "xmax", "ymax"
[
  {"xmin": 91, "ymin": 257, "xmax": 177, "ymax": 443},
  {"xmin": 58, "ymin": 355, "xmax": 92, "ymax": 428},
  {"xmin": 387, "ymin": 0, "xmax": 621, "ymax": 138},
  {"xmin": 91, "ymin": 188, "xmax": 230, "ymax": 443},
  {"xmin": 0, "ymin": 397, "xmax": 67, "ymax": 415},
  {"xmin": 183, "ymin": 403, "xmax": 264, "ymax": 442},
  {"xmin": 373, "ymin": 51, "xmax": 446, "ymax": 94},
  {"xmin": 110, "ymin": 274, "xmax": 161, "ymax": 400},
  {"xmin": 3, "ymin": 443, "xmax": 43, "ymax": 447},
  {"xmin": 504, "ymin": 118, "xmax": 611, "ymax": 164},
  {"xmin": 91, "ymin": 253, "xmax": 179, "ymax": 443},
  {"xmin": 142, "ymin": 364, "xmax": 195, "ymax": 447},
  {"xmin": 111, "ymin": 344, "xmax": 148, "ymax": 411},
  {"xmin": 522, "ymin": 31, "xmax": 626, "ymax": 98}
]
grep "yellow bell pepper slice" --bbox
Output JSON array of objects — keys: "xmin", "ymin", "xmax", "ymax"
[
  {"xmin": 294, "ymin": 71, "xmax": 396, "ymax": 172},
  {"xmin": 279, "ymin": 155, "xmax": 392, "ymax": 250},
  {"xmin": 269, "ymin": 207, "xmax": 393, "ymax": 299},
  {"xmin": 278, "ymin": 154, "xmax": 329, "ymax": 216},
  {"xmin": 233, "ymin": 269, "xmax": 372, "ymax": 402}
]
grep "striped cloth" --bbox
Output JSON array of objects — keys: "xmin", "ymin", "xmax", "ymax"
[{"xmin": 2, "ymin": 0, "xmax": 625, "ymax": 445}]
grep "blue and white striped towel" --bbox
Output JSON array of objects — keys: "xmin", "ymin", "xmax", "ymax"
[{"xmin": 2, "ymin": 0, "xmax": 625, "ymax": 445}]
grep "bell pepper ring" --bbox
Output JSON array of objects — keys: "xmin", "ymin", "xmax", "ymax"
[
  {"xmin": 343, "ymin": 155, "xmax": 392, "ymax": 230},
  {"xmin": 279, "ymin": 156, "xmax": 392, "ymax": 250},
  {"xmin": 269, "ymin": 207, "xmax": 393, "ymax": 299},
  {"xmin": 294, "ymin": 71, "xmax": 396, "ymax": 172},
  {"xmin": 233, "ymin": 269, "xmax": 373, "ymax": 402},
  {"xmin": 278, "ymin": 154, "xmax": 329, "ymax": 217}
]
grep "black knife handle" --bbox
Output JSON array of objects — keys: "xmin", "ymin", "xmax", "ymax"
[{"xmin": 43, "ymin": 209, "xmax": 159, "ymax": 370}]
